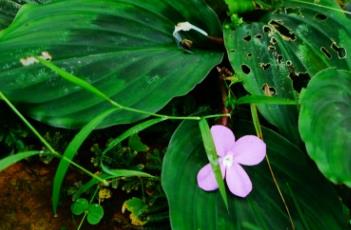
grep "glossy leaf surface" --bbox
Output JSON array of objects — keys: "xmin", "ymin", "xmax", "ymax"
[
  {"xmin": 162, "ymin": 120, "xmax": 347, "ymax": 229},
  {"xmin": 224, "ymin": 1, "xmax": 351, "ymax": 142},
  {"xmin": 0, "ymin": 0, "xmax": 222, "ymax": 128},
  {"xmin": 299, "ymin": 68, "xmax": 351, "ymax": 187}
]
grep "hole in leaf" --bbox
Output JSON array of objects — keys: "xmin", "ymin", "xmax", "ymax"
[
  {"xmin": 269, "ymin": 20, "xmax": 296, "ymax": 41},
  {"xmin": 260, "ymin": 63, "xmax": 271, "ymax": 70},
  {"xmin": 284, "ymin": 7, "xmax": 302, "ymax": 15},
  {"xmin": 276, "ymin": 55, "xmax": 283, "ymax": 63},
  {"xmin": 262, "ymin": 83, "xmax": 276, "ymax": 96},
  {"xmin": 289, "ymin": 72, "xmax": 310, "ymax": 92},
  {"xmin": 268, "ymin": 45, "xmax": 276, "ymax": 51},
  {"xmin": 263, "ymin": 26, "xmax": 271, "ymax": 33},
  {"xmin": 241, "ymin": 64, "xmax": 251, "ymax": 74},
  {"xmin": 320, "ymin": 47, "xmax": 332, "ymax": 59},
  {"xmin": 270, "ymin": 37, "xmax": 277, "ymax": 45},
  {"xmin": 243, "ymin": 35, "xmax": 252, "ymax": 42},
  {"xmin": 255, "ymin": 34, "xmax": 263, "ymax": 39},
  {"xmin": 315, "ymin": 14, "xmax": 328, "ymax": 21},
  {"xmin": 286, "ymin": 60, "xmax": 292, "ymax": 66},
  {"xmin": 331, "ymin": 42, "xmax": 346, "ymax": 59},
  {"xmin": 247, "ymin": 53, "xmax": 252, "ymax": 58}
]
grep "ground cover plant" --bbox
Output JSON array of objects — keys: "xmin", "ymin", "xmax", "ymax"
[{"xmin": 0, "ymin": 0, "xmax": 351, "ymax": 229}]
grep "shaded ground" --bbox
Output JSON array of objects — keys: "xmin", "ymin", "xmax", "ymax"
[{"xmin": 0, "ymin": 162, "xmax": 137, "ymax": 230}]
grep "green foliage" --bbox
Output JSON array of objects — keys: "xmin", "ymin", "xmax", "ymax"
[
  {"xmin": 224, "ymin": 0, "xmax": 351, "ymax": 142},
  {"xmin": 1, "ymin": 0, "xmax": 351, "ymax": 229},
  {"xmin": 71, "ymin": 198, "xmax": 89, "ymax": 215},
  {"xmin": 128, "ymin": 134, "xmax": 149, "ymax": 152},
  {"xmin": 162, "ymin": 120, "xmax": 347, "ymax": 229},
  {"xmin": 52, "ymin": 109, "xmax": 116, "ymax": 214},
  {"xmin": 122, "ymin": 197, "xmax": 149, "ymax": 225},
  {"xmin": 0, "ymin": 0, "xmax": 223, "ymax": 128},
  {"xmin": 0, "ymin": 0, "xmax": 50, "ymax": 29},
  {"xmin": 0, "ymin": 150, "xmax": 45, "ymax": 171},
  {"xmin": 86, "ymin": 204, "xmax": 104, "ymax": 225},
  {"xmin": 299, "ymin": 68, "xmax": 351, "ymax": 187},
  {"xmin": 71, "ymin": 198, "xmax": 105, "ymax": 225}
]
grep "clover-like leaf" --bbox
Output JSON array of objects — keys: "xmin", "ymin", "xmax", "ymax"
[
  {"xmin": 87, "ymin": 203, "xmax": 104, "ymax": 225},
  {"xmin": 71, "ymin": 198, "xmax": 89, "ymax": 216}
]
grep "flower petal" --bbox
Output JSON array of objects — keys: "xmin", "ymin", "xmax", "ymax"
[
  {"xmin": 211, "ymin": 125, "xmax": 235, "ymax": 157},
  {"xmin": 234, "ymin": 135, "xmax": 266, "ymax": 166},
  {"xmin": 197, "ymin": 162, "xmax": 225, "ymax": 191},
  {"xmin": 226, "ymin": 163, "xmax": 252, "ymax": 197}
]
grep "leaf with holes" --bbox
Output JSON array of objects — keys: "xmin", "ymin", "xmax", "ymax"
[
  {"xmin": 162, "ymin": 120, "xmax": 347, "ymax": 229},
  {"xmin": 299, "ymin": 68, "xmax": 351, "ymax": 187},
  {"xmin": 0, "ymin": 0, "xmax": 222, "ymax": 128},
  {"xmin": 224, "ymin": 1, "xmax": 351, "ymax": 142}
]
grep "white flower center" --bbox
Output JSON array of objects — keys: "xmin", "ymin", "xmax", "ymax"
[{"xmin": 222, "ymin": 152, "xmax": 234, "ymax": 168}]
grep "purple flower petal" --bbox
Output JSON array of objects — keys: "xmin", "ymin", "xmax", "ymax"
[
  {"xmin": 211, "ymin": 125, "xmax": 235, "ymax": 157},
  {"xmin": 197, "ymin": 162, "xmax": 225, "ymax": 191},
  {"xmin": 226, "ymin": 163, "xmax": 252, "ymax": 197},
  {"xmin": 233, "ymin": 135, "xmax": 266, "ymax": 166}
]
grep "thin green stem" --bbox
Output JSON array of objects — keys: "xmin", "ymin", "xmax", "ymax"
[
  {"xmin": 76, "ymin": 187, "xmax": 99, "ymax": 230},
  {"xmin": 0, "ymin": 91, "xmax": 107, "ymax": 185},
  {"xmin": 250, "ymin": 104, "xmax": 295, "ymax": 230},
  {"xmin": 76, "ymin": 213, "xmax": 87, "ymax": 230},
  {"xmin": 291, "ymin": 0, "xmax": 351, "ymax": 15}
]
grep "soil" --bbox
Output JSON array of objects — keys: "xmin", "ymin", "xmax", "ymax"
[{"xmin": 0, "ymin": 161, "xmax": 136, "ymax": 230}]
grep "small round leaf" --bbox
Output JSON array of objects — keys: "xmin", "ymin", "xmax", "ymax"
[
  {"xmin": 71, "ymin": 198, "xmax": 89, "ymax": 215},
  {"xmin": 87, "ymin": 204, "xmax": 104, "ymax": 225}
]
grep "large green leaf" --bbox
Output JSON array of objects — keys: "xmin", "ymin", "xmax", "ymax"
[
  {"xmin": 299, "ymin": 68, "xmax": 351, "ymax": 187},
  {"xmin": 162, "ymin": 120, "xmax": 347, "ymax": 229},
  {"xmin": 0, "ymin": 0, "xmax": 223, "ymax": 128},
  {"xmin": 224, "ymin": 1, "xmax": 351, "ymax": 142}
]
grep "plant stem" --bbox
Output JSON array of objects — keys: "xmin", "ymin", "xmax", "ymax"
[
  {"xmin": 250, "ymin": 104, "xmax": 295, "ymax": 230},
  {"xmin": 0, "ymin": 91, "xmax": 108, "ymax": 185}
]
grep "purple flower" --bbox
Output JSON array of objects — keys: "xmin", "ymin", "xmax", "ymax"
[{"xmin": 197, "ymin": 125, "xmax": 266, "ymax": 197}]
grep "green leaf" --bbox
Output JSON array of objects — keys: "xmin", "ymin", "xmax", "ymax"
[
  {"xmin": 0, "ymin": 0, "xmax": 21, "ymax": 29},
  {"xmin": 224, "ymin": 1, "xmax": 351, "ymax": 142},
  {"xmin": 0, "ymin": 150, "xmax": 44, "ymax": 171},
  {"xmin": 224, "ymin": 0, "xmax": 255, "ymax": 14},
  {"xmin": 73, "ymin": 170, "xmax": 154, "ymax": 201},
  {"xmin": 198, "ymin": 119, "xmax": 228, "ymax": 209},
  {"xmin": 236, "ymin": 95, "xmax": 298, "ymax": 105},
  {"xmin": 128, "ymin": 134, "xmax": 149, "ymax": 152},
  {"xmin": 71, "ymin": 198, "xmax": 89, "ymax": 215},
  {"xmin": 122, "ymin": 197, "xmax": 148, "ymax": 226},
  {"xmin": 299, "ymin": 68, "xmax": 351, "ymax": 187},
  {"xmin": 87, "ymin": 204, "xmax": 104, "ymax": 225},
  {"xmin": 0, "ymin": 0, "xmax": 50, "ymax": 30},
  {"xmin": 101, "ymin": 117, "xmax": 165, "ymax": 174},
  {"xmin": 52, "ymin": 108, "xmax": 116, "ymax": 214},
  {"xmin": 0, "ymin": 0, "xmax": 223, "ymax": 128},
  {"xmin": 162, "ymin": 120, "xmax": 348, "ymax": 229},
  {"xmin": 122, "ymin": 197, "xmax": 148, "ymax": 217}
]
